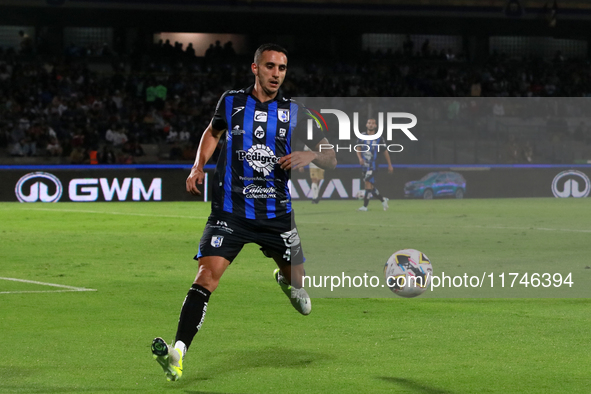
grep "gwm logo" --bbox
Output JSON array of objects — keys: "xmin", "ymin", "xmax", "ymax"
[
  {"xmin": 305, "ymin": 109, "xmax": 417, "ymax": 153},
  {"xmin": 551, "ymin": 170, "xmax": 590, "ymax": 198},
  {"xmin": 15, "ymin": 172, "xmax": 162, "ymax": 202},
  {"xmin": 15, "ymin": 172, "xmax": 63, "ymax": 203}
]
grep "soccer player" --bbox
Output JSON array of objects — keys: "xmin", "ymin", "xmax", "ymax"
[
  {"xmin": 357, "ymin": 118, "xmax": 393, "ymax": 211},
  {"xmin": 151, "ymin": 43, "xmax": 336, "ymax": 382}
]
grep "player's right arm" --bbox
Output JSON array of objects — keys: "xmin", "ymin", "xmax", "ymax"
[
  {"xmin": 356, "ymin": 138, "xmax": 364, "ymax": 166},
  {"xmin": 186, "ymin": 91, "xmax": 230, "ymax": 195},
  {"xmin": 356, "ymin": 151, "xmax": 364, "ymax": 166},
  {"xmin": 186, "ymin": 121, "xmax": 225, "ymax": 196}
]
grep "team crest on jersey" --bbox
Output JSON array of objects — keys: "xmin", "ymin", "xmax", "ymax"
[
  {"xmin": 254, "ymin": 111, "xmax": 267, "ymax": 122},
  {"xmin": 278, "ymin": 109, "xmax": 290, "ymax": 123},
  {"xmin": 211, "ymin": 235, "xmax": 224, "ymax": 248},
  {"xmin": 237, "ymin": 144, "xmax": 279, "ymax": 176}
]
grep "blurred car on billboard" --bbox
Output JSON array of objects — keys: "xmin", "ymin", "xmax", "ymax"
[{"xmin": 404, "ymin": 171, "xmax": 466, "ymax": 199}]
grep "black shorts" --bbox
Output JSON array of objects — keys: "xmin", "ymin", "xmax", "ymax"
[
  {"xmin": 362, "ymin": 168, "xmax": 375, "ymax": 185},
  {"xmin": 195, "ymin": 210, "xmax": 305, "ymax": 265}
]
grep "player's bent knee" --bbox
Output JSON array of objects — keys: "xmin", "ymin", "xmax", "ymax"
[
  {"xmin": 193, "ymin": 256, "xmax": 230, "ymax": 292},
  {"xmin": 194, "ymin": 269, "xmax": 220, "ymax": 292}
]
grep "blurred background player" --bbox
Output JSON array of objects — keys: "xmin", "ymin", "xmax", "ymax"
[{"xmin": 357, "ymin": 118, "xmax": 393, "ymax": 211}]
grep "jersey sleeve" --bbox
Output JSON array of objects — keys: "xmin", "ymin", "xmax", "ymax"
[
  {"xmin": 211, "ymin": 91, "xmax": 230, "ymax": 131},
  {"xmin": 293, "ymin": 104, "xmax": 326, "ymax": 149}
]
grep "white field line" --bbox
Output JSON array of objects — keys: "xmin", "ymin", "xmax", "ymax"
[
  {"xmin": 296, "ymin": 220, "xmax": 591, "ymax": 234},
  {"xmin": 0, "ymin": 277, "xmax": 97, "ymax": 295},
  {"xmin": 468, "ymin": 225, "xmax": 591, "ymax": 233},
  {"xmin": 3, "ymin": 207, "xmax": 590, "ymax": 233}
]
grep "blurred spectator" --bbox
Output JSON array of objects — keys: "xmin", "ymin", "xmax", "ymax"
[
  {"xmin": 186, "ymin": 43, "xmax": 196, "ymax": 59},
  {"xmin": 179, "ymin": 129, "xmax": 190, "ymax": 142},
  {"xmin": 166, "ymin": 127, "xmax": 179, "ymax": 143},
  {"xmin": 0, "ymin": 64, "xmax": 11, "ymax": 81},
  {"xmin": 100, "ymin": 146, "xmax": 116, "ymax": 164},
  {"xmin": 205, "ymin": 44, "xmax": 214, "ymax": 60},
  {"xmin": 105, "ymin": 124, "xmax": 128, "ymax": 147},
  {"xmin": 402, "ymin": 35, "xmax": 414, "ymax": 57},
  {"xmin": 9, "ymin": 124, "xmax": 26, "ymax": 156},
  {"xmin": 122, "ymin": 139, "xmax": 144, "ymax": 158},
  {"xmin": 522, "ymin": 141, "xmax": 534, "ymax": 163},
  {"xmin": 88, "ymin": 148, "xmax": 99, "ymax": 164},
  {"xmin": 111, "ymin": 90, "xmax": 123, "ymax": 109},
  {"xmin": 146, "ymin": 80, "xmax": 157, "ymax": 104},
  {"xmin": 46, "ymin": 136, "xmax": 62, "ymax": 157},
  {"xmin": 223, "ymin": 41, "xmax": 236, "ymax": 61},
  {"xmin": 505, "ymin": 135, "xmax": 520, "ymax": 163},
  {"xmin": 421, "ymin": 39, "xmax": 431, "ymax": 57},
  {"xmin": 19, "ymin": 30, "xmax": 34, "ymax": 54},
  {"xmin": 69, "ymin": 146, "xmax": 86, "ymax": 164},
  {"xmin": 25, "ymin": 122, "xmax": 43, "ymax": 156},
  {"xmin": 154, "ymin": 81, "xmax": 167, "ymax": 110}
]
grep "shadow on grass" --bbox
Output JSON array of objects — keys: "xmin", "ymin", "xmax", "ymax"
[
  {"xmin": 185, "ymin": 392, "xmax": 242, "ymax": 394},
  {"xmin": 181, "ymin": 346, "xmax": 329, "ymax": 387},
  {"xmin": 379, "ymin": 377, "xmax": 454, "ymax": 394}
]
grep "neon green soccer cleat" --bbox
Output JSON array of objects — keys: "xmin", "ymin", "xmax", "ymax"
[
  {"xmin": 151, "ymin": 337, "xmax": 183, "ymax": 381},
  {"xmin": 273, "ymin": 268, "xmax": 311, "ymax": 315}
]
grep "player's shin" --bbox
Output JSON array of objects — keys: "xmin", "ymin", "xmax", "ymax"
[
  {"xmin": 311, "ymin": 183, "xmax": 319, "ymax": 200},
  {"xmin": 364, "ymin": 189, "xmax": 371, "ymax": 207},
  {"xmin": 372, "ymin": 187, "xmax": 384, "ymax": 201},
  {"xmin": 175, "ymin": 283, "xmax": 211, "ymax": 352}
]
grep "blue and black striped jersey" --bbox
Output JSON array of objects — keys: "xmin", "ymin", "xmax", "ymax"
[
  {"xmin": 359, "ymin": 135, "xmax": 386, "ymax": 172},
  {"xmin": 210, "ymin": 85, "xmax": 325, "ymax": 219}
]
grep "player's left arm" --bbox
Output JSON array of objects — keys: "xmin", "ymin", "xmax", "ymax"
[
  {"xmin": 383, "ymin": 149, "xmax": 394, "ymax": 174},
  {"xmin": 279, "ymin": 139, "xmax": 336, "ymax": 170},
  {"xmin": 279, "ymin": 104, "xmax": 337, "ymax": 170}
]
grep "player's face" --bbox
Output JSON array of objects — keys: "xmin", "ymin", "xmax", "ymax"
[
  {"xmin": 366, "ymin": 119, "xmax": 377, "ymax": 133},
  {"xmin": 252, "ymin": 50, "xmax": 287, "ymax": 98}
]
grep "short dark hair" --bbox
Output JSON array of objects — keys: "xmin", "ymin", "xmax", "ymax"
[{"xmin": 254, "ymin": 43, "xmax": 288, "ymax": 64}]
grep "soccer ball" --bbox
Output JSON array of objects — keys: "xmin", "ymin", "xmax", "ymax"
[
  {"xmin": 356, "ymin": 190, "xmax": 372, "ymax": 199},
  {"xmin": 384, "ymin": 249, "xmax": 433, "ymax": 298}
]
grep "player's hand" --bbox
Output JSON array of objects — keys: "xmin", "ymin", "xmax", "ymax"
[
  {"xmin": 186, "ymin": 167, "xmax": 205, "ymax": 196},
  {"xmin": 359, "ymin": 158, "xmax": 364, "ymax": 166},
  {"xmin": 279, "ymin": 150, "xmax": 317, "ymax": 170},
  {"xmin": 388, "ymin": 165, "xmax": 394, "ymax": 174}
]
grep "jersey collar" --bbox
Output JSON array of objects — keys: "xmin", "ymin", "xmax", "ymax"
[{"xmin": 244, "ymin": 85, "xmax": 288, "ymax": 104}]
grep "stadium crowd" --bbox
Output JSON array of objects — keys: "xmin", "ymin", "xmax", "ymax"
[{"xmin": 1, "ymin": 38, "xmax": 590, "ymax": 164}]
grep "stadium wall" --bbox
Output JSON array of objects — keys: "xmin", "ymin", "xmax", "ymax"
[{"xmin": 3, "ymin": 164, "xmax": 591, "ymax": 203}]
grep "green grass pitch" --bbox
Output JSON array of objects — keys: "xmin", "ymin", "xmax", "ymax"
[{"xmin": 1, "ymin": 199, "xmax": 590, "ymax": 393}]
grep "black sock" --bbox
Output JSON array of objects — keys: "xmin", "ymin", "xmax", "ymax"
[
  {"xmin": 372, "ymin": 187, "xmax": 384, "ymax": 202},
  {"xmin": 364, "ymin": 189, "xmax": 371, "ymax": 207},
  {"xmin": 175, "ymin": 283, "xmax": 211, "ymax": 351}
]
